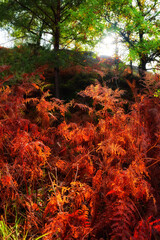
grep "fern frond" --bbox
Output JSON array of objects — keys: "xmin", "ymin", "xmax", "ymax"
[
  {"xmin": 132, "ymin": 217, "xmax": 152, "ymax": 240},
  {"xmin": 110, "ymin": 198, "xmax": 136, "ymax": 240}
]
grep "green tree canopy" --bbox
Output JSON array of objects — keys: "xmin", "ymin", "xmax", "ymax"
[
  {"xmin": 0, "ymin": 0, "xmax": 104, "ymax": 49},
  {"xmin": 104, "ymin": 0, "xmax": 160, "ymax": 75}
]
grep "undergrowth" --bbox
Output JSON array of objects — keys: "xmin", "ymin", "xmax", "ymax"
[{"xmin": 0, "ymin": 64, "xmax": 160, "ymax": 239}]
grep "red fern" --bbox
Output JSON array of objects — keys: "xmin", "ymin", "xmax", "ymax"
[{"xmin": 0, "ymin": 65, "xmax": 160, "ymax": 239}]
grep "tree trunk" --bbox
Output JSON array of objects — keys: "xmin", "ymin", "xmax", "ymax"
[
  {"xmin": 138, "ymin": 30, "xmax": 147, "ymax": 79},
  {"xmin": 54, "ymin": 33, "xmax": 60, "ymax": 99},
  {"xmin": 138, "ymin": 54, "xmax": 147, "ymax": 79},
  {"xmin": 130, "ymin": 59, "xmax": 133, "ymax": 75},
  {"xmin": 36, "ymin": 21, "xmax": 45, "ymax": 47},
  {"xmin": 53, "ymin": 0, "xmax": 60, "ymax": 99}
]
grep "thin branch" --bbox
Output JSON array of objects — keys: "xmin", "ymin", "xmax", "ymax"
[
  {"xmin": 74, "ymin": 165, "xmax": 79, "ymax": 182},
  {"xmin": 146, "ymin": 11, "xmax": 160, "ymax": 22},
  {"xmin": 32, "ymin": 0, "xmax": 55, "ymax": 25},
  {"xmin": 144, "ymin": 0, "xmax": 158, "ymax": 16},
  {"xmin": 14, "ymin": 0, "xmax": 52, "ymax": 29},
  {"xmin": 60, "ymin": 13, "xmax": 70, "ymax": 24}
]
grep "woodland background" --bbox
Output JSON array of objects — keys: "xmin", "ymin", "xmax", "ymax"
[{"xmin": 0, "ymin": 0, "xmax": 160, "ymax": 239}]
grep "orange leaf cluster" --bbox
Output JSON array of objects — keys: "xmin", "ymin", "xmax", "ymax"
[{"xmin": 0, "ymin": 65, "xmax": 160, "ymax": 239}]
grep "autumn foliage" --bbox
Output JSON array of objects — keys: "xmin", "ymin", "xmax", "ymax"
[{"xmin": 0, "ymin": 64, "xmax": 160, "ymax": 239}]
